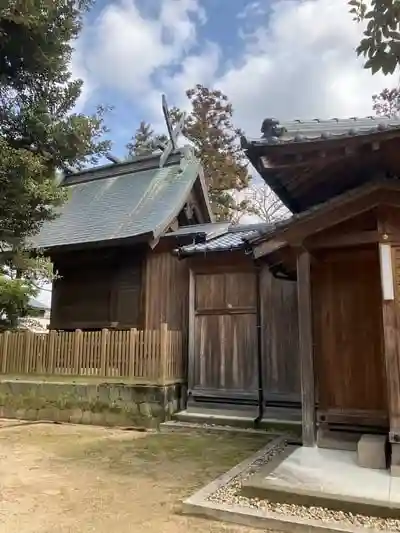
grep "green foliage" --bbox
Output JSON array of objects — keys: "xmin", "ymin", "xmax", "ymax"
[
  {"xmin": 349, "ymin": 0, "xmax": 400, "ymax": 75},
  {"xmin": 126, "ymin": 121, "xmax": 168, "ymax": 157},
  {"xmin": 0, "ymin": 0, "xmax": 111, "ymax": 328},
  {"xmin": 0, "ymin": 275, "xmax": 38, "ymax": 330},
  {"xmin": 372, "ymin": 87, "xmax": 400, "ymax": 116},
  {"xmin": 127, "ymin": 85, "xmax": 251, "ymax": 221}
]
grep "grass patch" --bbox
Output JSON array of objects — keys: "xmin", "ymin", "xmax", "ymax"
[{"xmin": 59, "ymin": 431, "xmax": 270, "ymax": 490}]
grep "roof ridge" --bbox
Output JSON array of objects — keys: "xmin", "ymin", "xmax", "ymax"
[{"xmin": 62, "ymin": 150, "xmax": 182, "ymax": 186}]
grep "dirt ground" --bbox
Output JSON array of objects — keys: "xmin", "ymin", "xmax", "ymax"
[{"xmin": 0, "ymin": 422, "xmax": 272, "ymax": 533}]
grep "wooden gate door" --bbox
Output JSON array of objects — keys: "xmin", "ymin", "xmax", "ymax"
[
  {"xmin": 188, "ymin": 270, "xmax": 258, "ymax": 404},
  {"xmin": 312, "ymin": 247, "xmax": 388, "ymax": 427}
]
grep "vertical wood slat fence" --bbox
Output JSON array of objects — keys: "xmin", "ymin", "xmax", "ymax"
[{"xmin": 0, "ymin": 324, "xmax": 184, "ymax": 383}]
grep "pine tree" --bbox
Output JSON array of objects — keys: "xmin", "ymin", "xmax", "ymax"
[
  {"xmin": 126, "ymin": 121, "xmax": 168, "ymax": 157},
  {"xmin": 0, "ymin": 0, "xmax": 110, "ymax": 328},
  {"xmin": 171, "ymin": 85, "xmax": 251, "ymax": 221}
]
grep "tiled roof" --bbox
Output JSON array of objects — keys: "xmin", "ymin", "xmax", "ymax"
[
  {"xmin": 177, "ymin": 222, "xmax": 270, "ymax": 256},
  {"xmin": 165, "ymin": 222, "xmax": 230, "ymax": 240},
  {"xmin": 31, "ymin": 151, "xmax": 201, "ymax": 250},
  {"xmin": 243, "ymin": 116, "xmax": 400, "ymax": 147}
]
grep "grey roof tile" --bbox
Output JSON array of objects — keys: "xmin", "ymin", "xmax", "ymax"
[
  {"xmin": 178, "ymin": 222, "xmax": 270, "ymax": 255},
  {"xmin": 165, "ymin": 222, "xmax": 230, "ymax": 239},
  {"xmin": 31, "ymin": 154, "xmax": 201, "ymax": 250},
  {"xmin": 244, "ymin": 116, "xmax": 400, "ymax": 146}
]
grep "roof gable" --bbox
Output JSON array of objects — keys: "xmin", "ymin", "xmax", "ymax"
[
  {"xmin": 242, "ymin": 116, "xmax": 400, "ymax": 214},
  {"xmin": 251, "ymin": 179, "xmax": 400, "ymax": 259},
  {"xmin": 31, "ymin": 148, "xmax": 211, "ymax": 251}
]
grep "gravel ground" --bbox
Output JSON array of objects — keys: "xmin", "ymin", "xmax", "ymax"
[{"xmin": 208, "ymin": 442, "xmax": 400, "ymax": 532}]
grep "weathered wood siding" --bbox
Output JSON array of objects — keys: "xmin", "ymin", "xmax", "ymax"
[
  {"xmin": 51, "ymin": 248, "xmax": 144, "ymax": 330},
  {"xmin": 144, "ymin": 250, "xmax": 189, "ymax": 334},
  {"xmin": 187, "ymin": 255, "xmax": 300, "ymax": 405},
  {"xmin": 191, "ymin": 267, "xmax": 258, "ymax": 398},
  {"xmin": 260, "ymin": 265, "xmax": 300, "ymax": 402},
  {"xmin": 312, "ymin": 246, "xmax": 387, "ymax": 425}
]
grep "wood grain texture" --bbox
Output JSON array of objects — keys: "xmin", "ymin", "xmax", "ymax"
[
  {"xmin": 385, "ymin": 246, "xmax": 400, "ymax": 439},
  {"xmin": 297, "ymin": 250, "xmax": 316, "ymax": 447},
  {"xmin": 312, "ymin": 246, "xmax": 387, "ymax": 424},
  {"xmin": 260, "ymin": 265, "xmax": 300, "ymax": 401}
]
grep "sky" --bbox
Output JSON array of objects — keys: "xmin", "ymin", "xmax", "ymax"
[{"xmin": 38, "ymin": 0, "xmax": 397, "ymax": 305}]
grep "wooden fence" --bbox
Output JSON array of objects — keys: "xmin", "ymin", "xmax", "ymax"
[{"xmin": 0, "ymin": 324, "xmax": 184, "ymax": 383}]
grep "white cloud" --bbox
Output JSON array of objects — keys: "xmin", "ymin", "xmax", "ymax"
[
  {"xmin": 74, "ymin": 0, "xmax": 397, "ymax": 139},
  {"xmin": 217, "ymin": 0, "xmax": 396, "ymax": 137},
  {"xmin": 80, "ymin": 0, "xmax": 205, "ymax": 114}
]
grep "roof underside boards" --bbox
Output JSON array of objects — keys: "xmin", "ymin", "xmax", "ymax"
[
  {"xmin": 177, "ymin": 222, "xmax": 271, "ymax": 256},
  {"xmin": 242, "ymin": 116, "xmax": 400, "ymax": 214},
  {"xmin": 31, "ymin": 152, "xmax": 201, "ymax": 250}
]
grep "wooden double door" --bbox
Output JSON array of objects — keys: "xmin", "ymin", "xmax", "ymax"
[{"xmin": 188, "ymin": 270, "xmax": 258, "ymax": 403}]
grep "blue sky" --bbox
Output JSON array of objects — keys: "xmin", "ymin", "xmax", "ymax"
[
  {"xmin": 71, "ymin": 0, "xmax": 394, "ymax": 160},
  {"xmin": 38, "ymin": 0, "xmax": 395, "ymax": 305}
]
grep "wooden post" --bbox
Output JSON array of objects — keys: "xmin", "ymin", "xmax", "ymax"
[
  {"xmin": 73, "ymin": 329, "xmax": 82, "ymax": 375},
  {"xmin": 187, "ymin": 269, "xmax": 195, "ymax": 394},
  {"xmin": 297, "ymin": 250, "xmax": 316, "ymax": 447},
  {"xmin": 48, "ymin": 330, "xmax": 57, "ymax": 374},
  {"xmin": 24, "ymin": 331, "xmax": 33, "ymax": 374},
  {"xmin": 379, "ymin": 245, "xmax": 400, "ymax": 447},
  {"xmin": 128, "ymin": 328, "xmax": 137, "ymax": 377},
  {"xmin": 100, "ymin": 329, "xmax": 109, "ymax": 376},
  {"xmin": 1, "ymin": 330, "xmax": 9, "ymax": 374},
  {"xmin": 160, "ymin": 323, "xmax": 168, "ymax": 385}
]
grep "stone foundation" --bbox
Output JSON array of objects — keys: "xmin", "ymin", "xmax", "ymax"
[{"xmin": 0, "ymin": 379, "xmax": 186, "ymax": 428}]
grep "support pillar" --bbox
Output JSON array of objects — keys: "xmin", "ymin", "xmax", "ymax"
[
  {"xmin": 379, "ymin": 243, "xmax": 400, "ymax": 475},
  {"xmin": 297, "ymin": 250, "xmax": 316, "ymax": 447}
]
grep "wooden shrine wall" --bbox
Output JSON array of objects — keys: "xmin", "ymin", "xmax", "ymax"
[{"xmin": 311, "ymin": 246, "xmax": 387, "ymax": 426}]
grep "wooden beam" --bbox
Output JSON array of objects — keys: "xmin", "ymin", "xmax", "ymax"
[
  {"xmin": 253, "ymin": 239, "xmax": 287, "ymax": 259},
  {"xmin": 380, "ymin": 245, "xmax": 400, "ymax": 444},
  {"xmin": 296, "ymin": 250, "xmax": 316, "ymax": 447},
  {"xmin": 306, "ymin": 230, "xmax": 380, "ymax": 250},
  {"xmin": 187, "ymin": 269, "xmax": 195, "ymax": 398}
]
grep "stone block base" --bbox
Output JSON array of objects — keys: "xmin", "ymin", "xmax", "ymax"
[
  {"xmin": 0, "ymin": 379, "xmax": 186, "ymax": 428},
  {"xmin": 357, "ymin": 434, "xmax": 387, "ymax": 470},
  {"xmin": 391, "ymin": 442, "xmax": 400, "ymax": 477},
  {"xmin": 317, "ymin": 428, "xmax": 360, "ymax": 451}
]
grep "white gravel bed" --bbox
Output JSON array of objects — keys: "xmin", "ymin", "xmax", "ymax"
[{"xmin": 208, "ymin": 442, "xmax": 400, "ymax": 532}]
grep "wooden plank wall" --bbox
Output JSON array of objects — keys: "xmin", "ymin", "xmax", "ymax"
[
  {"xmin": 191, "ymin": 269, "xmax": 258, "ymax": 395},
  {"xmin": 144, "ymin": 251, "xmax": 189, "ymax": 341},
  {"xmin": 188, "ymin": 256, "xmax": 300, "ymax": 404},
  {"xmin": 260, "ymin": 264, "xmax": 300, "ymax": 402},
  {"xmin": 51, "ymin": 248, "xmax": 144, "ymax": 330},
  {"xmin": 312, "ymin": 246, "xmax": 387, "ymax": 422}
]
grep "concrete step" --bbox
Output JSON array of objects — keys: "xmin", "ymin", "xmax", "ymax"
[
  {"xmin": 173, "ymin": 409, "xmax": 302, "ymax": 436},
  {"xmin": 159, "ymin": 420, "xmax": 278, "ymax": 437}
]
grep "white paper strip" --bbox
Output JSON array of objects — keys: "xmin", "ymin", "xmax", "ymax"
[{"xmin": 379, "ymin": 243, "xmax": 395, "ymax": 301}]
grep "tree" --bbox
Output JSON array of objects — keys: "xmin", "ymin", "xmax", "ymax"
[
  {"xmin": 171, "ymin": 85, "xmax": 251, "ymax": 220},
  {"xmin": 245, "ymin": 184, "xmax": 290, "ymax": 223},
  {"xmin": 231, "ymin": 183, "xmax": 289, "ymax": 225},
  {"xmin": 127, "ymin": 85, "xmax": 251, "ymax": 221},
  {"xmin": 0, "ymin": 1, "xmax": 110, "ymax": 328},
  {"xmin": 349, "ymin": 0, "xmax": 400, "ymax": 75},
  {"xmin": 372, "ymin": 87, "xmax": 400, "ymax": 116},
  {"xmin": 126, "ymin": 121, "xmax": 168, "ymax": 157}
]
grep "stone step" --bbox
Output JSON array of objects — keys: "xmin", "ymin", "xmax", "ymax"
[
  {"xmin": 172, "ymin": 409, "xmax": 302, "ymax": 436},
  {"xmin": 159, "ymin": 420, "xmax": 277, "ymax": 437}
]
